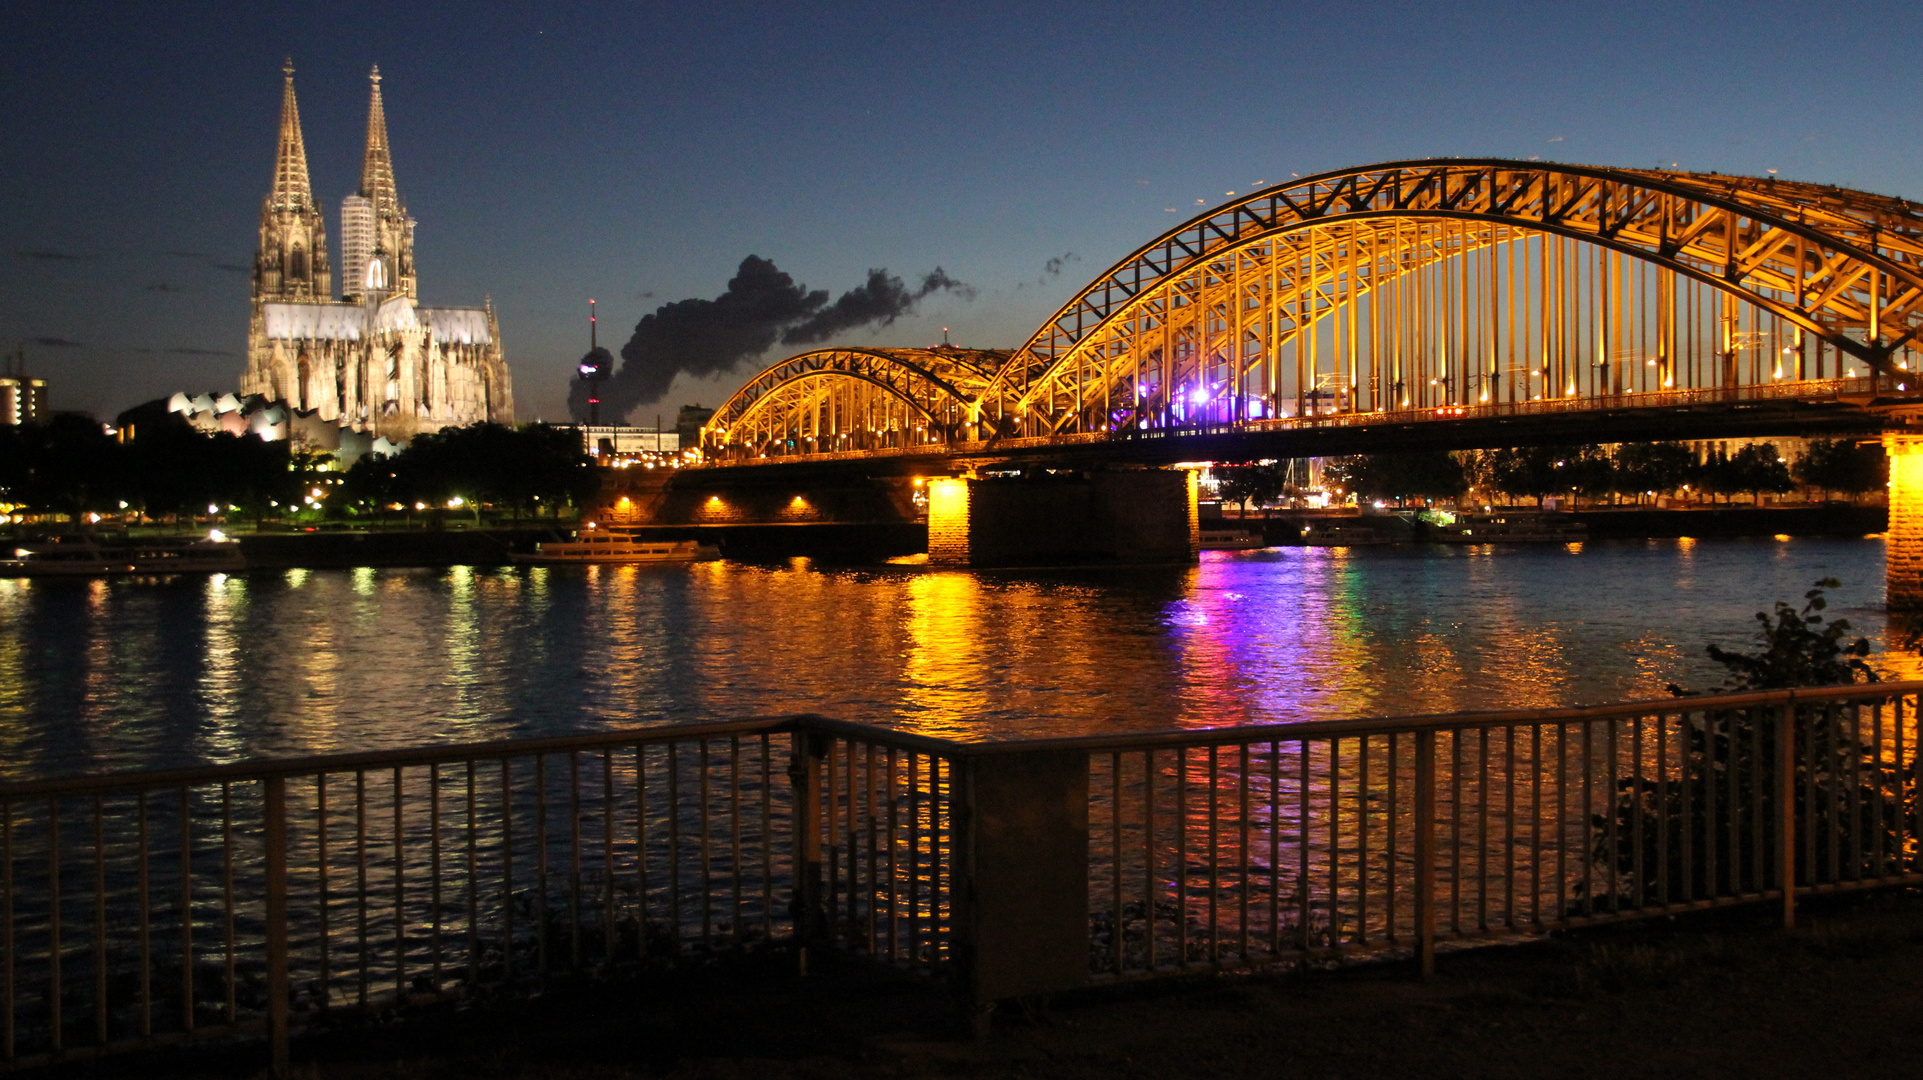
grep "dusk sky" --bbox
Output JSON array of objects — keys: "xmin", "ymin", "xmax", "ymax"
[{"xmin": 4, "ymin": 0, "xmax": 1917, "ymax": 425}]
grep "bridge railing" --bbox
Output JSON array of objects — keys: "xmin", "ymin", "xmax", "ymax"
[
  {"xmin": 695, "ymin": 375, "xmax": 1881, "ymax": 465},
  {"xmin": 3, "ymin": 683, "xmax": 1917, "ymax": 1070}
]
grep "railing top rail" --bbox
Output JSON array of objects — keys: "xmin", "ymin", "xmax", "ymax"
[
  {"xmin": 793, "ymin": 715, "xmax": 980, "ymax": 758},
  {"xmin": 953, "ymin": 681, "xmax": 1923, "ymax": 757},
  {"xmin": 6, "ymin": 681, "xmax": 1916, "ymax": 798},
  {"xmin": 0, "ymin": 715, "xmax": 804, "ymax": 800}
]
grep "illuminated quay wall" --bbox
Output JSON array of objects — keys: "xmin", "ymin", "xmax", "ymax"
[{"xmin": 589, "ymin": 466, "xmax": 927, "ymax": 558}]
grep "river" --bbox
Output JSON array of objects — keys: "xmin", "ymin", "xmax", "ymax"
[{"xmin": 0, "ymin": 537, "xmax": 1909, "ymax": 780}]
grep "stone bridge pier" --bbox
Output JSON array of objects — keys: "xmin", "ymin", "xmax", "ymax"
[
  {"xmin": 927, "ymin": 468, "xmax": 1199, "ymax": 568},
  {"xmin": 1887, "ymin": 434, "xmax": 1923, "ymax": 608}
]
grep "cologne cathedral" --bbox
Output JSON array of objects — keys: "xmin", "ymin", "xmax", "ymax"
[{"xmin": 239, "ymin": 61, "xmax": 513, "ymax": 442}]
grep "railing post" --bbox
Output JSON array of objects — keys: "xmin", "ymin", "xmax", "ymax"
[
  {"xmin": 787, "ymin": 731, "xmax": 826, "ymax": 966},
  {"xmin": 1414, "ymin": 728, "xmax": 1436, "ymax": 979},
  {"xmin": 952, "ymin": 748, "xmax": 1089, "ymax": 1035},
  {"xmin": 1777, "ymin": 701, "xmax": 1797, "ymax": 929},
  {"xmin": 263, "ymin": 775, "xmax": 289, "ymax": 1077}
]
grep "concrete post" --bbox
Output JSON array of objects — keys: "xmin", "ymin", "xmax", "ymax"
[
  {"xmin": 952, "ymin": 749, "xmax": 1090, "ymax": 1023},
  {"xmin": 788, "ymin": 732, "xmax": 827, "ymax": 966},
  {"xmin": 1414, "ymin": 729, "xmax": 1437, "ymax": 978}
]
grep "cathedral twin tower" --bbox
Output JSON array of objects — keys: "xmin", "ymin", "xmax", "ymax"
[{"xmin": 242, "ymin": 61, "xmax": 513, "ymax": 442}]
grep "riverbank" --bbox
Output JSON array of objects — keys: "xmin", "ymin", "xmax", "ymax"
[
  {"xmin": 41, "ymin": 886, "xmax": 1923, "ymax": 1080},
  {"xmin": 236, "ymin": 527, "xmax": 563, "ymax": 568},
  {"xmin": 5, "ymin": 505, "xmax": 1884, "ymax": 572},
  {"xmin": 1247, "ymin": 503, "xmax": 1886, "ymax": 545}
]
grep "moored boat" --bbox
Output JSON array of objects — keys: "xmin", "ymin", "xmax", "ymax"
[
  {"xmin": 1199, "ymin": 527, "xmax": 1268, "ymax": 551},
  {"xmin": 1430, "ymin": 511, "xmax": 1587, "ymax": 543},
  {"xmin": 0, "ymin": 536, "xmax": 248, "ymax": 577},
  {"xmin": 513, "ymin": 534, "xmax": 721, "ymax": 565},
  {"xmin": 1298, "ymin": 521, "xmax": 1400, "ymax": 546}
]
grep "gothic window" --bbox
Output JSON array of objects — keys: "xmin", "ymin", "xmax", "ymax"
[
  {"xmin": 366, "ymin": 256, "xmax": 387, "ymax": 292},
  {"xmin": 289, "ymin": 245, "xmax": 307, "ymax": 281},
  {"xmin": 297, "ymin": 354, "xmax": 311, "ymax": 410}
]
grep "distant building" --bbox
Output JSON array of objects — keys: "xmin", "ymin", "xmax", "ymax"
[
  {"xmin": 238, "ymin": 60, "xmax": 512, "ymax": 444},
  {"xmin": 579, "ymin": 425, "xmax": 678, "ymax": 459},
  {"xmin": 676, "ymin": 404, "xmax": 715, "ymax": 450},
  {"xmin": 1, "ymin": 358, "xmax": 47, "ymax": 427}
]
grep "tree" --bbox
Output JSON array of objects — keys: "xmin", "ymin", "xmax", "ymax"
[
  {"xmin": 1560, "ymin": 445, "xmax": 1616, "ymax": 506},
  {"xmin": 1795, "ymin": 439, "xmax": 1887, "ymax": 503},
  {"xmin": 1482, "ymin": 446, "xmax": 1562, "ymax": 506},
  {"xmin": 341, "ymin": 452, "xmax": 401, "ymax": 521},
  {"xmin": 1591, "ymin": 580, "xmax": 1892, "ymax": 910},
  {"xmin": 1213, "ymin": 461, "xmax": 1286, "ymax": 517},
  {"xmin": 1674, "ymin": 577, "xmax": 1875, "ymax": 693},
  {"xmin": 1615, "ymin": 442, "xmax": 1694, "ymax": 503},
  {"xmin": 340, "ymin": 422, "xmax": 595, "ymax": 524},
  {"xmin": 0, "ymin": 415, "xmax": 125, "ymax": 523},
  {"xmin": 1692, "ymin": 451, "xmax": 1743, "ymax": 504},
  {"xmin": 1728, "ymin": 442, "xmax": 1795, "ymax": 505},
  {"xmin": 1325, "ymin": 451, "xmax": 1466, "ymax": 504}
]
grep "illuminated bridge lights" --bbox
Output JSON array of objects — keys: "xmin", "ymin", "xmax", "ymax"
[{"xmin": 700, "ymin": 159, "xmax": 1923, "ymax": 465}]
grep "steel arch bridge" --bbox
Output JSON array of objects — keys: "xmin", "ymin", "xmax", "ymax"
[{"xmin": 702, "ymin": 159, "xmax": 1923, "ymax": 465}]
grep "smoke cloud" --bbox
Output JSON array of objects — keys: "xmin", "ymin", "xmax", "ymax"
[{"xmin": 569, "ymin": 256, "xmax": 973, "ymax": 422}]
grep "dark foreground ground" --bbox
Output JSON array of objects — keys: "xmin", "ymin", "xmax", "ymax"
[{"xmin": 48, "ymin": 889, "xmax": 1923, "ymax": 1080}]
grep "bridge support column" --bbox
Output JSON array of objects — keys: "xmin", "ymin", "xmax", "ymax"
[
  {"xmin": 927, "ymin": 469, "xmax": 1198, "ymax": 567},
  {"xmin": 1887, "ymin": 434, "xmax": 1923, "ymax": 608}
]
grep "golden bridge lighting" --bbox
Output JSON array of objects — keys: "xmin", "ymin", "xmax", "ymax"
[{"xmin": 693, "ymin": 160, "xmax": 1922, "ymax": 464}]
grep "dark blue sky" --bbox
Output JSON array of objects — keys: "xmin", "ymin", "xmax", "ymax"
[{"xmin": 4, "ymin": 0, "xmax": 1917, "ymax": 423}]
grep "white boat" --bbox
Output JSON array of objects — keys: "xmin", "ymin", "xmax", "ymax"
[
  {"xmin": 1199, "ymin": 527, "xmax": 1268, "ymax": 550},
  {"xmin": 513, "ymin": 534, "xmax": 721, "ymax": 565},
  {"xmin": 0, "ymin": 536, "xmax": 247, "ymax": 577},
  {"xmin": 1430, "ymin": 512, "xmax": 1587, "ymax": 543}
]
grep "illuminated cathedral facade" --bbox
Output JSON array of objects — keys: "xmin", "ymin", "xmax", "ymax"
[{"xmin": 240, "ymin": 61, "xmax": 513, "ymax": 442}]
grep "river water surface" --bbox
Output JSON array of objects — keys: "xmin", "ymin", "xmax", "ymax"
[{"xmin": 0, "ymin": 537, "xmax": 1911, "ymax": 781}]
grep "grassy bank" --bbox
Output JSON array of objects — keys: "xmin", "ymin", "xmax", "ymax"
[{"xmin": 44, "ymin": 887, "xmax": 1923, "ymax": 1080}]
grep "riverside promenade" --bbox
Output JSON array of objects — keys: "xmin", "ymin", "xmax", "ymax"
[{"xmin": 30, "ymin": 886, "xmax": 1923, "ymax": 1079}]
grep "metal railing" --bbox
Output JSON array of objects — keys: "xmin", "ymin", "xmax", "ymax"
[
  {"xmin": 1065, "ymin": 682, "xmax": 1921, "ymax": 978},
  {"xmin": 2, "ymin": 682, "xmax": 1918, "ymax": 1071},
  {"xmin": 0, "ymin": 719, "xmax": 956, "ymax": 1073}
]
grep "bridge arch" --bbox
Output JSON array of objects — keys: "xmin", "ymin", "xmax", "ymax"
[
  {"xmin": 702, "ymin": 159, "xmax": 1923, "ymax": 456},
  {"xmin": 988, "ymin": 159, "xmax": 1923, "ymax": 436},
  {"xmin": 705, "ymin": 346, "xmax": 1008, "ymax": 458}
]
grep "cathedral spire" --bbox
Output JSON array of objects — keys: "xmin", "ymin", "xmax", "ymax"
[
  {"xmin": 359, "ymin": 64, "xmax": 398, "ymax": 213},
  {"xmin": 255, "ymin": 58, "xmax": 331, "ymax": 304},
  {"xmin": 269, "ymin": 58, "xmax": 314, "ymax": 211}
]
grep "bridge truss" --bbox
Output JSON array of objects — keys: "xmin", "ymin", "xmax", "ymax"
[{"xmin": 704, "ymin": 159, "xmax": 1923, "ymax": 463}]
